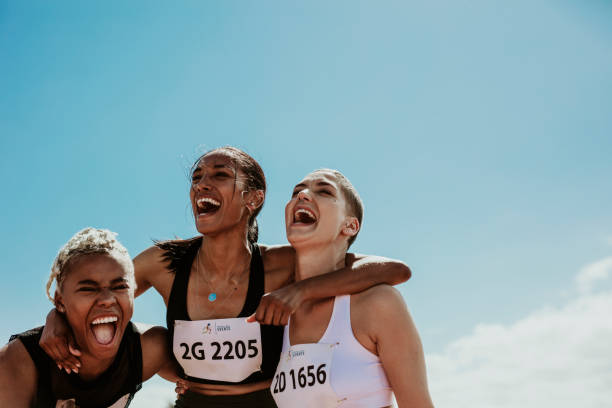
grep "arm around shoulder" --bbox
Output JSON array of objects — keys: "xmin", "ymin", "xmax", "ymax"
[
  {"xmin": 348, "ymin": 253, "xmax": 412, "ymax": 285},
  {"xmin": 0, "ymin": 339, "xmax": 37, "ymax": 408}
]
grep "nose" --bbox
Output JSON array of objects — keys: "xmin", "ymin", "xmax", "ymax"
[
  {"xmin": 96, "ymin": 288, "xmax": 118, "ymax": 307},
  {"xmin": 297, "ymin": 189, "xmax": 311, "ymax": 201},
  {"xmin": 193, "ymin": 175, "xmax": 212, "ymax": 192}
]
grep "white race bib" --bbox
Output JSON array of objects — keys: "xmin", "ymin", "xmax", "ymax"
[
  {"xmin": 173, "ymin": 318, "xmax": 262, "ymax": 382},
  {"xmin": 271, "ymin": 343, "xmax": 340, "ymax": 408}
]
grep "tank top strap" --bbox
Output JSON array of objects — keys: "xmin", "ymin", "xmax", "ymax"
[
  {"xmin": 238, "ymin": 243, "xmax": 264, "ymax": 317},
  {"xmin": 319, "ymin": 295, "xmax": 351, "ymax": 344}
]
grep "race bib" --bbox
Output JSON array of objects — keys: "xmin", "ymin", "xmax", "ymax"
[
  {"xmin": 271, "ymin": 343, "xmax": 340, "ymax": 408},
  {"xmin": 173, "ymin": 318, "xmax": 262, "ymax": 382}
]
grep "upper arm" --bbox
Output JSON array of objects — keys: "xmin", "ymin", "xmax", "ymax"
[
  {"xmin": 355, "ymin": 286, "xmax": 433, "ymax": 408},
  {"xmin": 133, "ymin": 246, "xmax": 168, "ymax": 298},
  {"xmin": 0, "ymin": 339, "xmax": 37, "ymax": 408},
  {"xmin": 139, "ymin": 326, "xmax": 180, "ymax": 383},
  {"xmin": 260, "ymin": 244, "xmax": 295, "ymax": 291},
  {"xmin": 346, "ymin": 253, "xmax": 412, "ymax": 285}
]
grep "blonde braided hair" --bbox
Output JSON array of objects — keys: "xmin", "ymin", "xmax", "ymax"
[{"xmin": 46, "ymin": 227, "xmax": 135, "ymax": 303}]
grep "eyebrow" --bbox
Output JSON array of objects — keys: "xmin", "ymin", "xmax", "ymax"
[
  {"xmin": 293, "ymin": 181, "xmax": 336, "ymax": 190},
  {"xmin": 76, "ymin": 278, "xmax": 128, "ymax": 286},
  {"xmin": 193, "ymin": 164, "xmax": 233, "ymax": 173}
]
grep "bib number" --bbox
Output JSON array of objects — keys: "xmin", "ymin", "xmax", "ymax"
[
  {"xmin": 174, "ymin": 318, "xmax": 263, "ymax": 382},
  {"xmin": 179, "ymin": 339, "xmax": 259, "ymax": 360},
  {"xmin": 271, "ymin": 342, "xmax": 340, "ymax": 408},
  {"xmin": 273, "ymin": 363, "xmax": 327, "ymax": 393}
]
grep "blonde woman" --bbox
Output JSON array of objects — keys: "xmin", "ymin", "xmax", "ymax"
[{"xmin": 0, "ymin": 228, "xmax": 176, "ymax": 407}]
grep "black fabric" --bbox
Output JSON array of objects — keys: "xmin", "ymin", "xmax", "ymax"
[
  {"xmin": 175, "ymin": 388, "xmax": 277, "ymax": 408},
  {"xmin": 163, "ymin": 237, "xmax": 283, "ymax": 385},
  {"xmin": 10, "ymin": 322, "xmax": 142, "ymax": 408}
]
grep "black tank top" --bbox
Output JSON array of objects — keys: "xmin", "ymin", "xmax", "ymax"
[
  {"xmin": 10, "ymin": 322, "xmax": 142, "ymax": 408},
  {"xmin": 162, "ymin": 237, "xmax": 283, "ymax": 385}
]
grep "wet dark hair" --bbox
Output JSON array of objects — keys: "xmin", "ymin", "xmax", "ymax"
[
  {"xmin": 314, "ymin": 169, "xmax": 363, "ymax": 248},
  {"xmin": 191, "ymin": 146, "xmax": 266, "ymax": 244}
]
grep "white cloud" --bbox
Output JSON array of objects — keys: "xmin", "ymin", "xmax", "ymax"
[
  {"xmin": 427, "ymin": 257, "xmax": 612, "ymax": 408},
  {"xmin": 576, "ymin": 257, "xmax": 612, "ymax": 294}
]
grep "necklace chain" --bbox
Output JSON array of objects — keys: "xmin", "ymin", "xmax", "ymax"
[{"xmin": 194, "ymin": 249, "xmax": 248, "ymax": 315}]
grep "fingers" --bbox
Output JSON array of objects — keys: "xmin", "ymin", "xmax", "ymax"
[
  {"xmin": 68, "ymin": 342, "xmax": 82, "ymax": 357},
  {"xmin": 175, "ymin": 380, "xmax": 188, "ymax": 395},
  {"xmin": 254, "ymin": 295, "xmax": 291, "ymax": 326},
  {"xmin": 42, "ymin": 340, "xmax": 81, "ymax": 373}
]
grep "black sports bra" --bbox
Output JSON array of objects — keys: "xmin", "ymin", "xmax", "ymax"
[{"xmin": 161, "ymin": 237, "xmax": 283, "ymax": 385}]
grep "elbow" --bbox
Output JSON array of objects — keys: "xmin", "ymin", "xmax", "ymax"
[{"xmin": 394, "ymin": 263, "xmax": 412, "ymax": 284}]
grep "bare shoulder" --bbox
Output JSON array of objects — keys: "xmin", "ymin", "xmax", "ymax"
[
  {"xmin": 259, "ymin": 244, "xmax": 295, "ymax": 290},
  {"xmin": 133, "ymin": 245, "xmax": 174, "ymax": 298},
  {"xmin": 351, "ymin": 285, "xmax": 408, "ymax": 322},
  {"xmin": 353, "ymin": 284, "xmax": 406, "ymax": 306},
  {"xmin": 0, "ymin": 339, "xmax": 37, "ymax": 406},
  {"xmin": 134, "ymin": 245, "xmax": 169, "ymax": 275}
]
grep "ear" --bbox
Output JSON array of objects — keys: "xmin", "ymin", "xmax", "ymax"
[
  {"xmin": 54, "ymin": 291, "xmax": 66, "ymax": 313},
  {"xmin": 244, "ymin": 190, "xmax": 265, "ymax": 213},
  {"xmin": 341, "ymin": 217, "xmax": 360, "ymax": 237}
]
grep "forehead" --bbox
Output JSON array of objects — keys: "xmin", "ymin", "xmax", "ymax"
[
  {"xmin": 62, "ymin": 254, "xmax": 129, "ymax": 285},
  {"xmin": 195, "ymin": 152, "xmax": 237, "ymax": 172},
  {"xmin": 297, "ymin": 171, "xmax": 339, "ymax": 187}
]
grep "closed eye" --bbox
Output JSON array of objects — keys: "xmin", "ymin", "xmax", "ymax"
[{"xmin": 77, "ymin": 287, "xmax": 97, "ymax": 292}]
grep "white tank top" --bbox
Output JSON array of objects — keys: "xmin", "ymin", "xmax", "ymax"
[{"xmin": 273, "ymin": 295, "xmax": 392, "ymax": 407}]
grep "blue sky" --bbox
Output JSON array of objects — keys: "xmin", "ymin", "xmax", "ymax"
[{"xmin": 2, "ymin": 1, "xmax": 612, "ymax": 407}]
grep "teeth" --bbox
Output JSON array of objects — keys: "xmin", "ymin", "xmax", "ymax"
[
  {"xmin": 92, "ymin": 316, "xmax": 118, "ymax": 325},
  {"xmin": 197, "ymin": 197, "xmax": 221, "ymax": 207},
  {"xmin": 295, "ymin": 208, "xmax": 315, "ymax": 220}
]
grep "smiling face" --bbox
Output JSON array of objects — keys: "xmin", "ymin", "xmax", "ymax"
[
  {"xmin": 285, "ymin": 170, "xmax": 359, "ymax": 249},
  {"xmin": 54, "ymin": 254, "xmax": 134, "ymax": 360},
  {"xmin": 189, "ymin": 152, "xmax": 255, "ymax": 236}
]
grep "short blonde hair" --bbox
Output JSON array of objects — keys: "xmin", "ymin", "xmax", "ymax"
[
  {"xmin": 313, "ymin": 169, "xmax": 363, "ymax": 248},
  {"xmin": 46, "ymin": 227, "xmax": 135, "ymax": 303}
]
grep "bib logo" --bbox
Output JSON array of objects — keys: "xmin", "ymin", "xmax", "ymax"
[
  {"xmin": 287, "ymin": 349, "xmax": 304, "ymax": 362},
  {"xmin": 215, "ymin": 324, "xmax": 232, "ymax": 333},
  {"xmin": 202, "ymin": 323, "xmax": 232, "ymax": 335}
]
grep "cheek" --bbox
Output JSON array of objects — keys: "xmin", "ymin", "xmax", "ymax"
[{"xmin": 63, "ymin": 300, "xmax": 90, "ymax": 327}]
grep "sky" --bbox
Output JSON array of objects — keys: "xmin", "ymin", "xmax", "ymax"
[{"xmin": 1, "ymin": 1, "xmax": 612, "ymax": 407}]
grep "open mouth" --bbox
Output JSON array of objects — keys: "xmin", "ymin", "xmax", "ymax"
[
  {"xmin": 196, "ymin": 197, "xmax": 221, "ymax": 216},
  {"xmin": 293, "ymin": 208, "xmax": 317, "ymax": 225},
  {"xmin": 90, "ymin": 316, "xmax": 118, "ymax": 345}
]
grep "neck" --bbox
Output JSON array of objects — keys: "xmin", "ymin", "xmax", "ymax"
[
  {"xmin": 198, "ymin": 227, "xmax": 252, "ymax": 281},
  {"xmin": 77, "ymin": 352, "xmax": 116, "ymax": 381},
  {"xmin": 294, "ymin": 241, "xmax": 347, "ymax": 281}
]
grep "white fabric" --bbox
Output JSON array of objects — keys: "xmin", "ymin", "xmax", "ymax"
[
  {"xmin": 173, "ymin": 317, "xmax": 262, "ymax": 382},
  {"xmin": 274, "ymin": 295, "xmax": 392, "ymax": 408}
]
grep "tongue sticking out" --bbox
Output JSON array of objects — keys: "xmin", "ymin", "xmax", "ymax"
[{"xmin": 91, "ymin": 323, "xmax": 116, "ymax": 345}]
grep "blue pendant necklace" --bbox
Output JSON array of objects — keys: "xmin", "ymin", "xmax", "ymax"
[{"xmin": 195, "ymin": 250, "xmax": 244, "ymax": 304}]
